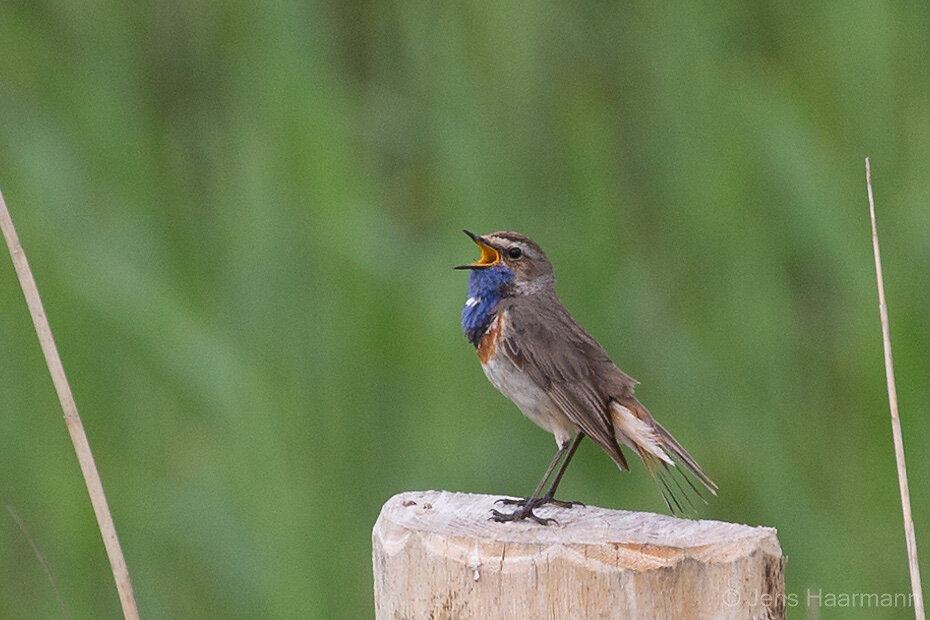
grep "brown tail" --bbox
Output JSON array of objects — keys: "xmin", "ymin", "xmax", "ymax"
[
  {"xmin": 610, "ymin": 398, "xmax": 717, "ymax": 515},
  {"xmin": 645, "ymin": 421, "xmax": 717, "ymax": 515}
]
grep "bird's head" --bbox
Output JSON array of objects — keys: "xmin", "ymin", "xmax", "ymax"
[{"xmin": 455, "ymin": 230, "xmax": 554, "ymax": 294}]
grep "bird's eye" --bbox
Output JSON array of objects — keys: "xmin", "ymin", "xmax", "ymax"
[{"xmin": 508, "ymin": 247, "xmax": 523, "ymax": 259}]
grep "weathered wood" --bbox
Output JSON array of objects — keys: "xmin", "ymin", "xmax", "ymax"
[{"xmin": 373, "ymin": 490, "xmax": 785, "ymax": 619}]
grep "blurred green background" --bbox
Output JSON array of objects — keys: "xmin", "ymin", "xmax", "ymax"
[{"xmin": 1, "ymin": 1, "xmax": 929, "ymax": 618}]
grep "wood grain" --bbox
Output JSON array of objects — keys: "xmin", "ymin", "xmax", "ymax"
[{"xmin": 373, "ymin": 490, "xmax": 785, "ymax": 619}]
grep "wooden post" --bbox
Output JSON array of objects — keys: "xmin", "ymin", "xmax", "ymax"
[{"xmin": 373, "ymin": 491, "xmax": 786, "ymax": 619}]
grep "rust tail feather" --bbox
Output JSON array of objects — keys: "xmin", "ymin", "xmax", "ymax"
[
  {"xmin": 611, "ymin": 397, "xmax": 717, "ymax": 516},
  {"xmin": 639, "ymin": 422, "xmax": 717, "ymax": 516}
]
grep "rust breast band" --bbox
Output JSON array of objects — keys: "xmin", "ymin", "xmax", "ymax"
[{"xmin": 477, "ymin": 311, "xmax": 506, "ymax": 364}]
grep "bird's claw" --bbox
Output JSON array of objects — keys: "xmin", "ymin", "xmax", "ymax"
[
  {"xmin": 490, "ymin": 492, "xmax": 585, "ymax": 525},
  {"xmin": 494, "ymin": 497, "xmax": 528, "ymax": 506},
  {"xmin": 489, "ymin": 507, "xmax": 557, "ymax": 526},
  {"xmin": 546, "ymin": 498, "xmax": 585, "ymax": 509},
  {"xmin": 495, "ymin": 494, "xmax": 584, "ymax": 510}
]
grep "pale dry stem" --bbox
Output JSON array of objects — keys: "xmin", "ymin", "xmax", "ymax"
[
  {"xmin": 0, "ymin": 187, "xmax": 140, "ymax": 619},
  {"xmin": 865, "ymin": 157, "xmax": 925, "ymax": 620}
]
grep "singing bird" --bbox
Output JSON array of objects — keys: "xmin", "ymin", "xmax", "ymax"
[{"xmin": 456, "ymin": 230, "xmax": 716, "ymax": 524}]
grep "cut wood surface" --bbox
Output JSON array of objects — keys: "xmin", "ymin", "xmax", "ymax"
[{"xmin": 373, "ymin": 490, "xmax": 785, "ymax": 619}]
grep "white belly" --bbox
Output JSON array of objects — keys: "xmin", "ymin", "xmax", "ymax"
[{"xmin": 482, "ymin": 354, "xmax": 579, "ymax": 446}]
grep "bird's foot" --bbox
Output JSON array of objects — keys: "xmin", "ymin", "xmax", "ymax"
[
  {"xmin": 495, "ymin": 493, "xmax": 584, "ymax": 510},
  {"xmin": 489, "ymin": 506, "xmax": 556, "ymax": 526},
  {"xmin": 490, "ymin": 493, "xmax": 584, "ymax": 525}
]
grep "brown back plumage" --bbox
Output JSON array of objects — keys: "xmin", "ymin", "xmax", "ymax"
[{"xmin": 499, "ymin": 291, "xmax": 636, "ymax": 468}]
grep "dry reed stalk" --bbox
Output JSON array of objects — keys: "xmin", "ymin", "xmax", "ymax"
[
  {"xmin": 0, "ymin": 187, "xmax": 140, "ymax": 619},
  {"xmin": 865, "ymin": 157, "xmax": 925, "ymax": 620}
]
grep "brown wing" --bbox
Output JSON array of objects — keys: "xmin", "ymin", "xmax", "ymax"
[{"xmin": 499, "ymin": 293, "xmax": 637, "ymax": 470}]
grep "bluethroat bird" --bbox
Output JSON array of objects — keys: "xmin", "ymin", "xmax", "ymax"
[{"xmin": 456, "ymin": 230, "xmax": 717, "ymax": 524}]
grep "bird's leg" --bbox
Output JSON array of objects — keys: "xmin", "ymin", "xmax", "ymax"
[
  {"xmin": 491, "ymin": 442, "xmax": 566, "ymax": 525},
  {"xmin": 491, "ymin": 434, "xmax": 584, "ymax": 524},
  {"xmin": 538, "ymin": 432, "xmax": 585, "ymax": 508},
  {"xmin": 496, "ymin": 433, "xmax": 586, "ymax": 510}
]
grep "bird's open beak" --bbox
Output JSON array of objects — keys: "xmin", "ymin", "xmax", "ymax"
[{"xmin": 454, "ymin": 230, "xmax": 500, "ymax": 270}]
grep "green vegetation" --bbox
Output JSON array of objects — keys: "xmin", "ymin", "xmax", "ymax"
[{"xmin": 1, "ymin": 2, "xmax": 928, "ymax": 618}]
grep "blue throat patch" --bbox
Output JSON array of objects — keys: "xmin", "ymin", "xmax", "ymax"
[{"xmin": 461, "ymin": 266, "xmax": 515, "ymax": 347}]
